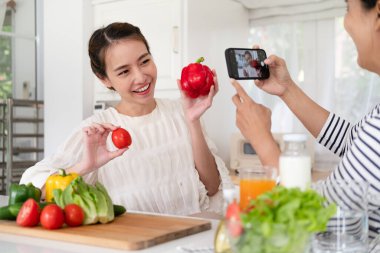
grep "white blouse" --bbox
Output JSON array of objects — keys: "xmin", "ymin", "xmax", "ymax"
[{"xmin": 20, "ymin": 98, "xmax": 232, "ymax": 215}]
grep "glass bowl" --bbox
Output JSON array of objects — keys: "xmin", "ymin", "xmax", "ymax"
[{"xmin": 226, "ymin": 219, "xmax": 311, "ymax": 253}]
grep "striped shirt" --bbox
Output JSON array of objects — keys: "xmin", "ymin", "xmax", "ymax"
[{"xmin": 316, "ymin": 103, "xmax": 380, "ymax": 240}]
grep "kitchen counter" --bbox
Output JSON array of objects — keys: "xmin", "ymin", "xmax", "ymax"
[{"xmin": 0, "ymin": 196, "xmax": 218, "ymax": 253}]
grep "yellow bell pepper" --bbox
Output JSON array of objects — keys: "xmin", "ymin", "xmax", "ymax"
[{"xmin": 45, "ymin": 169, "xmax": 79, "ymax": 202}]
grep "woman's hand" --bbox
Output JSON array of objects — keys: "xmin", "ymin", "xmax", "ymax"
[
  {"xmin": 177, "ymin": 69, "xmax": 219, "ymax": 122},
  {"xmin": 231, "ymin": 79, "xmax": 272, "ymax": 142},
  {"xmin": 76, "ymin": 123, "xmax": 128, "ymax": 175},
  {"xmin": 231, "ymin": 79, "xmax": 281, "ymax": 167},
  {"xmin": 255, "ymin": 54, "xmax": 295, "ymax": 97},
  {"xmin": 250, "ymin": 45, "xmax": 294, "ymax": 97}
]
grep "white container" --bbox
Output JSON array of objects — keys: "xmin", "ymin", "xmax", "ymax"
[{"xmin": 279, "ymin": 134, "xmax": 311, "ymax": 190}]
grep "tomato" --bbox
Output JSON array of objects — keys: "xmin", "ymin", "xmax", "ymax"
[
  {"xmin": 40, "ymin": 204, "xmax": 65, "ymax": 230},
  {"xmin": 112, "ymin": 128, "xmax": 132, "ymax": 149},
  {"xmin": 64, "ymin": 204, "xmax": 84, "ymax": 227},
  {"xmin": 16, "ymin": 198, "xmax": 40, "ymax": 227},
  {"xmin": 226, "ymin": 201, "xmax": 243, "ymax": 237}
]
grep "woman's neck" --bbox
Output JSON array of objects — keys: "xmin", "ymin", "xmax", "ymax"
[{"xmin": 115, "ymin": 99, "xmax": 157, "ymax": 116}]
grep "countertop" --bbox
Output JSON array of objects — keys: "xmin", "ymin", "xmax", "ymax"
[{"xmin": 0, "ymin": 195, "xmax": 217, "ymax": 253}]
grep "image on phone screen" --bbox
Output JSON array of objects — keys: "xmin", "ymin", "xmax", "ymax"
[{"xmin": 225, "ymin": 48, "xmax": 270, "ymax": 80}]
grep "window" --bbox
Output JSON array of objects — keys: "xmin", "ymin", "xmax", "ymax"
[
  {"xmin": 0, "ymin": 10, "xmax": 12, "ymax": 98},
  {"xmin": 248, "ymin": 16, "xmax": 380, "ymax": 163},
  {"xmin": 0, "ymin": 0, "xmax": 38, "ymax": 100}
]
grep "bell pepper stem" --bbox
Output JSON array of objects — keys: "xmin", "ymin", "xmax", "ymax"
[
  {"xmin": 195, "ymin": 57, "xmax": 204, "ymax": 64},
  {"xmin": 58, "ymin": 168, "xmax": 67, "ymax": 177}
]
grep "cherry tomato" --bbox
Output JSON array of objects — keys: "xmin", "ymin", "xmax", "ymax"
[
  {"xmin": 226, "ymin": 201, "xmax": 243, "ymax": 237},
  {"xmin": 64, "ymin": 204, "xmax": 84, "ymax": 227},
  {"xmin": 16, "ymin": 198, "xmax": 40, "ymax": 227},
  {"xmin": 40, "ymin": 204, "xmax": 65, "ymax": 230},
  {"xmin": 112, "ymin": 128, "xmax": 132, "ymax": 149}
]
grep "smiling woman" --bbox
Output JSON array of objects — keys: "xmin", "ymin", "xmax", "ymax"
[{"xmin": 20, "ymin": 22, "xmax": 232, "ymax": 216}]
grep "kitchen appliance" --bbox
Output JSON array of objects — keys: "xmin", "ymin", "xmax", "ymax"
[{"xmin": 230, "ymin": 132, "xmax": 315, "ymax": 172}]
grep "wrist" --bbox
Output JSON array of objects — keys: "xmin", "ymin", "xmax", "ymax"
[
  {"xmin": 66, "ymin": 162, "xmax": 89, "ymax": 176},
  {"xmin": 279, "ymin": 80, "xmax": 297, "ymax": 101}
]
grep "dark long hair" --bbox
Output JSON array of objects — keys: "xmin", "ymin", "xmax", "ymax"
[
  {"xmin": 88, "ymin": 22, "xmax": 150, "ymax": 80},
  {"xmin": 361, "ymin": 0, "xmax": 378, "ymax": 10}
]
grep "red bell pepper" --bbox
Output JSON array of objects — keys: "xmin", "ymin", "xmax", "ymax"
[{"xmin": 180, "ymin": 57, "xmax": 214, "ymax": 98}]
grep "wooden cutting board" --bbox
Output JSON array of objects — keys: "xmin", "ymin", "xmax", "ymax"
[{"xmin": 0, "ymin": 213, "xmax": 212, "ymax": 250}]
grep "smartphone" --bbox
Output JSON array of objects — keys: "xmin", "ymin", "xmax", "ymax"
[{"xmin": 225, "ymin": 48, "xmax": 270, "ymax": 80}]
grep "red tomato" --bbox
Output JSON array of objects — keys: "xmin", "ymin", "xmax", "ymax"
[
  {"xmin": 64, "ymin": 204, "xmax": 84, "ymax": 227},
  {"xmin": 16, "ymin": 198, "xmax": 40, "ymax": 227},
  {"xmin": 112, "ymin": 128, "xmax": 132, "ymax": 149},
  {"xmin": 226, "ymin": 201, "xmax": 243, "ymax": 237},
  {"xmin": 40, "ymin": 204, "xmax": 65, "ymax": 230}
]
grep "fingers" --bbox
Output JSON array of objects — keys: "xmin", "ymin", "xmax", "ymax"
[
  {"xmin": 232, "ymin": 94, "xmax": 243, "ymax": 106},
  {"xmin": 211, "ymin": 69, "xmax": 219, "ymax": 94},
  {"xmin": 252, "ymin": 44, "xmax": 260, "ymax": 49},
  {"xmin": 264, "ymin": 54, "xmax": 284, "ymax": 67},
  {"xmin": 83, "ymin": 123, "xmax": 118, "ymax": 136},
  {"xmin": 109, "ymin": 148, "xmax": 129, "ymax": 160},
  {"xmin": 176, "ymin": 79, "xmax": 187, "ymax": 99},
  {"xmin": 207, "ymin": 85, "xmax": 216, "ymax": 102},
  {"xmin": 230, "ymin": 78, "xmax": 250, "ymax": 101}
]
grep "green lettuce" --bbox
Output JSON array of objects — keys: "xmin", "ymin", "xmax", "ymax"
[{"xmin": 234, "ymin": 186, "xmax": 336, "ymax": 253}]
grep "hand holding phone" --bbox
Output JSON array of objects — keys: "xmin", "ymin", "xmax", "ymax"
[{"xmin": 225, "ymin": 48, "xmax": 270, "ymax": 80}]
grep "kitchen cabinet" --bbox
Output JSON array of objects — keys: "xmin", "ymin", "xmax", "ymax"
[
  {"xmin": 0, "ymin": 99, "xmax": 43, "ymax": 194},
  {"xmin": 92, "ymin": 0, "xmax": 182, "ymax": 101}
]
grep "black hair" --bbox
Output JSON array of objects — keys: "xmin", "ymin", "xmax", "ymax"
[
  {"xmin": 361, "ymin": 0, "xmax": 378, "ymax": 12},
  {"xmin": 88, "ymin": 22, "xmax": 151, "ymax": 80}
]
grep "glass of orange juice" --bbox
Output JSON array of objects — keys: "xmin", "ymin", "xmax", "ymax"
[{"xmin": 239, "ymin": 166, "xmax": 278, "ymax": 211}]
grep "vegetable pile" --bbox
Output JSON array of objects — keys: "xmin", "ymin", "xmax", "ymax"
[
  {"xmin": 228, "ymin": 186, "xmax": 336, "ymax": 253},
  {"xmin": 0, "ymin": 172, "xmax": 126, "ymax": 230},
  {"xmin": 53, "ymin": 177, "xmax": 115, "ymax": 225}
]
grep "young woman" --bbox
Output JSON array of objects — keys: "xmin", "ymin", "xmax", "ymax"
[
  {"xmin": 231, "ymin": 0, "xmax": 380, "ymax": 239},
  {"xmin": 20, "ymin": 22, "xmax": 231, "ymax": 215}
]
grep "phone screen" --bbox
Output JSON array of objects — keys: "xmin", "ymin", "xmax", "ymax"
[{"xmin": 225, "ymin": 48, "xmax": 270, "ymax": 80}]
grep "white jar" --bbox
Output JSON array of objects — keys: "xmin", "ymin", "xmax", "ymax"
[{"xmin": 279, "ymin": 134, "xmax": 311, "ymax": 190}]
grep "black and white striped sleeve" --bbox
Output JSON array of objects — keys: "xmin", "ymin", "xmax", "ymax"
[
  {"xmin": 315, "ymin": 104, "xmax": 380, "ymax": 239},
  {"xmin": 316, "ymin": 112, "xmax": 352, "ymax": 157}
]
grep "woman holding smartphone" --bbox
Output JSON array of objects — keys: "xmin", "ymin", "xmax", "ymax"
[{"xmin": 231, "ymin": 0, "xmax": 380, "ymax": 241}]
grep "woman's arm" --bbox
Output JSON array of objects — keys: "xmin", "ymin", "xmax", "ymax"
[
  {"xmin": 177, "ymin": 70, "xmax": 221, "ymax": 196},
  {"xmin": 231, "ymin": 79, "xmax": 281, "ymax": 169},
  {"xmin": 255, "ymin": 54, "xmax": 329, "ymax": 137},
  {"xmin": 186, "ymin": 119, "xmax": 220, "ymax": 196}
]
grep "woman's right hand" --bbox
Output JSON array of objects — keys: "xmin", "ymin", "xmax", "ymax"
[
  {"xmin": 74, "ymin": 123, "xmax": 128, "ymax": 175},
  {"xmin": 255, "ymin": 54, "xmax": 295, "ymax": 97}
]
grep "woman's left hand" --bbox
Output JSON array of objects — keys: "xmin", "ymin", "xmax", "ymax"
[{"xmin": 177, "ymin": 69, "xmax": 219, "ymax": 122}]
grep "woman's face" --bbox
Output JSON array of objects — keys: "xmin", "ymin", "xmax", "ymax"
[
  {"xmin": 102, "ymin": 39, "xmax": 157, "ymax": 105},
  {"xmin": 344, "ymin": 0, "xmax": 380, "ymax": 72}
]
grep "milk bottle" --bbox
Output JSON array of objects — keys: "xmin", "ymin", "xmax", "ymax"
[{"xmin": 279, "ymin": 134, "xmax": 311, "ymax": 190}]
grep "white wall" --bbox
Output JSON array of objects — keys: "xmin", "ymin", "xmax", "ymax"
[
  {"xmin": 43, "ymin": 0, "xmax": 249, "ymax": 166},
  {"xmin": 185, "ymin": 0, "xmax": 249, "ymax": 166},
  {"xmin": 43, "ymin": 0, "xmax": 93, "ymax": 156}
]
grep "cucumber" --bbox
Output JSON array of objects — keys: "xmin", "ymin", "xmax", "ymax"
[
  {"xmin": 0, "ymin": 202, "xmax": 23, "ymax": 220},
  {"xmin": 113, "ymin": 204, "xmax": 126, "ymax": 217},
  {"xmin": 0, "ymin": 202, "xmax": 51, "ymax": 220}
]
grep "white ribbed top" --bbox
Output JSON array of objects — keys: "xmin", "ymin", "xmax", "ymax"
[{"xmin": 20, "ymin": 98, "xmax": 231, "ymax": 215}]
